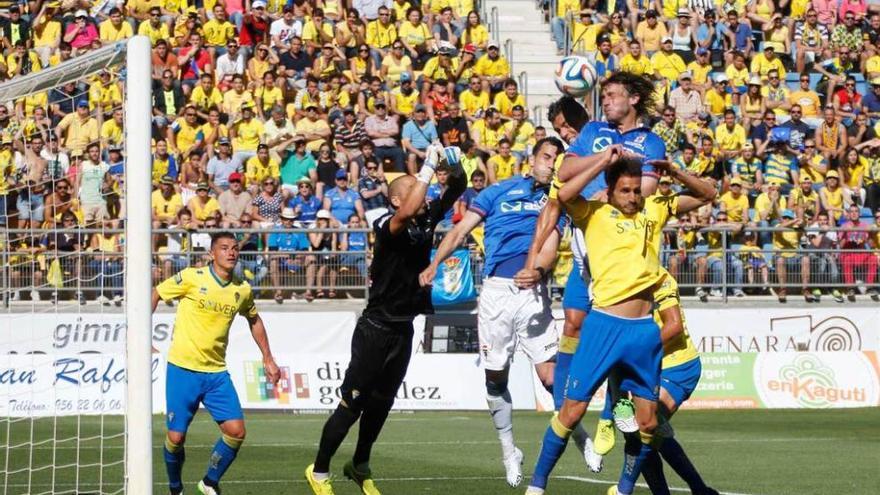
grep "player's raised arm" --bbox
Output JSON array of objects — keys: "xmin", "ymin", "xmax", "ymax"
[
  {"xmin": 649, "ymin": 160, "xmax": 717, "ymax": 214},
  {"xmin": 558, "ymin": 144, "xmax": 620, "ymax": 203},
  {"xmin": 388, "ymin": 143, "xmax": 445, "ymax": 235},
  {"xmin": 419, "ymin": 209, "xmax": 483, "ymax": 287}
]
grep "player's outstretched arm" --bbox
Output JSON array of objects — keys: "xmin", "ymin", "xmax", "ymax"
[
  {"xmin": 650, "ymin": 160, "xmax": 717, "ymax": 214},
  {"xmin": 419, "ymin": 210, "xmax": 483, "ymax": 287},
  {"xmin": 246, "ymin": 313, "xmax": 281, "ymax": 385},
  {"xmin": 557, "ymin": 149, "xmax": 616, "ymax": 183},
  {"xmin": 515, "ymin": 199, "xmax": 562, "ymax": 288},
  {"xmin": 557, "ymin": 144, "xmax": 621, "ymax": 203}
]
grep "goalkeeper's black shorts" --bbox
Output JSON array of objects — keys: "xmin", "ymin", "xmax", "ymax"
[{"xmin": 339, "ymin": 315, "xmax": 414, "ymax": 409}]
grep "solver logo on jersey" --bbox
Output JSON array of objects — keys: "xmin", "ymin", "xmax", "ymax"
[
  {"xmin": 243, "ymin": 361, "xmax": 293, "ymax": 404},
  {"xmin": 754, "ymin": 353, "xmax": 880, "ymax": 408}
]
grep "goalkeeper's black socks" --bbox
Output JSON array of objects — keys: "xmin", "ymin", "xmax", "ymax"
[
  {"xmin": 353, "ymin": 396, "xmax": 395, "ymax": 466},
  {"xmin": 314, "ymin": 404, "xmax": 360, "ymax": 473}
]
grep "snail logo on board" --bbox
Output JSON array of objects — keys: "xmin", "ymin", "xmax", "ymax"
[{"xmin": 755, "ymin": 353, "xmax": 880, "ymax": 409}]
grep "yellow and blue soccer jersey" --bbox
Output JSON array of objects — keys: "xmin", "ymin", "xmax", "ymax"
[
  {"xmin": 763, "ymin": 153, "xmax": 798, "ymax": 186},
  {"xmin": 653, "ymin": 269, "xmax": 698, "ymax": 369},
  {"xmin": 565, "ymin": 122, "xmax": 665, "ymax": 199},
  {"xmin": 156, "ymin": 266, "xmax": 257, "ymax": 372},
  {"xmin": 469, "ymin": 176, "xmax": 566, "ymax": 278},
  {"xmin": 567, "ymin": 194, "xmax": 679, "ymax": 308}
]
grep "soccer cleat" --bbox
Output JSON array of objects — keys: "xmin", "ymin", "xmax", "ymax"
[
  {"xmin": 606, "ymin": 485, "xmax": 619, "ymax": 495},
  {"xmin": 502, "ymin": 447, "xmax": 524, "ymax": 487},
  {"xmin": 583, "ymin": 436, "xmax": 603, "ymax": 473},
  {"xmin": 305, "ymin": 464, "xmax": 336, "ymax": 495},
  {"xmin": 525, "ymin": 486, "xmax": 545, "ymax": 494},
  {"xmin": 197, "ymin": 480, "xmax": 220, "ymax": 495},
  {"xmin": 593, "ymin": 419, "xmax": 616, "ymax": 455},
  {"xmin": 612, "ymin": 399, "xmax": 638, "ymax": 433},
  {"xmin": 343, "ymin": 461, "xmax": 381, "ymax": 495}
]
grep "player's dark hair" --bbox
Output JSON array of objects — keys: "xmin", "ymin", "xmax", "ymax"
[
  {"xmin": 547, "ymin": 97, "xmax": 589, "ymax": 132},
  {"xmin": 533, "ymin": 137, "xmax": 564, "ymax": 157},
  {"xmin": 605, "ymin": 157, "xmax": 643, "ymax": 192},
  {"xmin": 210, "ymin": 231, "xmax": 237, "ymax": 248},
  {"xmin": 601, "ymin": 71, "xmax": 656, "ymax": 119}
]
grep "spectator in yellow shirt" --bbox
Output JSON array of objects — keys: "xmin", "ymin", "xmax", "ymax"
[
  {"xmin": 620, "ymin": 40, "xmax": 653, "ymax": 77},
  {"xmin": 635, "ymin": 9, "xmax": 667, "ymax": 53},
  {"xmin": 719, "ymin": 176, "xmax": 751, "ymax": 225},
  {"xmin": 99, "ymin": 8, "xmax": 133, "ymax": 43},
  {"xmin": 492, "ymin": 79, "xmax": 526, "ymax": 118},
  {"xmin": 203, "ymin": 5, "xmax": 236, "ymax": 59},
  {"xmin": 475, "ymin": 40, "xmax": 510, "ymax": 92},
  {"xmin": 503, "ymin": 105, "xmax": 535, "ymax": 164},
  {"xmin": 486, "ymin": 139, "xmax": 517, "ymax": 183},
  {"xmin": 245, "ymin": 144, "xmax": 281, "ymax": 194},
  {"xmin": 650, "ymin": 36, "xmax": 686, "ymax": 87},
  {"xmin": 458, "ymin": 75, "xmax": 490, "ymax": 121},
  {"xmin": 366, "ymin": 6, "xmax": 398, "ymax": 66},
  {"xmin": 137, "ymin": 7, "xmax": 170, "ymax": 47},
  {"xmin": 55, "ymin": 100, "xmax": 99, "ymax": 154},
  {"xmin": 190, "ymin": 73, "xmax": 224, "ymax": 119},
  {"xmin": 31, "ymin": 4, "xmax": 62, "ymax": 66},
  {"xmin": 715, "ymin": 109, "xmax": 747, "ymax": 160}
]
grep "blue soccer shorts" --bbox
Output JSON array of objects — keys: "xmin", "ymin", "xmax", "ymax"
[
  {"xmin": 562, "ymin": 268, "xmax": 592, "ymax": 313},
  {"xmin": 660, "ymin": 358, "xmax": 702, "ymax": 407},
  {"xmin": 565, "ymin": 309, "xmax": 662, "ymax": 403},
  {"xmin": 165, "ymin": 363, "xmax": 244, "ymax": 433}
]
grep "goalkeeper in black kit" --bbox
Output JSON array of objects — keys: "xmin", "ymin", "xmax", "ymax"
[{"xmin": 305, "ymin": 143, "xmax": 466, "ymax": 495}]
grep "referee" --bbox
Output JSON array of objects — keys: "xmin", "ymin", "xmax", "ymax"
[{"xmin": 305, "ymin": 143, "xmax": 466, "ymax": 495}]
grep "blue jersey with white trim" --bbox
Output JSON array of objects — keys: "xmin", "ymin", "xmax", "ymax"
[
  {"xmin": 470, "ymin": 176, "xmax": 566, "ymax": 277},
  {"xmin": 566, "ymin": 121, "xmax": 666, "ymax": 200}
]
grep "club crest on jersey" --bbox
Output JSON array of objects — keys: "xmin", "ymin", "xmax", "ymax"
[
  {"xmin": 199, "ymin": 287, "xmax": 207, "ymax": 295},
  {"xmin": 592, "ymin": 136, "xmax": 612, "ymax": 152},
  {"xmin": 234, "ymin": 292, "xmax": 240, "ymax": 303}
]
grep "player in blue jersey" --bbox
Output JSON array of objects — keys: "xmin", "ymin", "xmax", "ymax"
[
  {"xmin": 419, "ymin": 137, "xmax": 566, "ymax": 488},
  {"xmin": 518, "ymin": 73, "xmax": 665, "ymax": 463}
]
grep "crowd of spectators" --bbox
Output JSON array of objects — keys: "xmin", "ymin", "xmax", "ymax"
[
  {"xmin": 0, "ymin": 0, "xmax": 878, "ymax": 304},
  {"xmin": 551, "ymin": 0, "xmax": 880, "ymax": 302},
  {"xmin": 0, "ymin": 0, "xmax": 526, "ymax": 304}
]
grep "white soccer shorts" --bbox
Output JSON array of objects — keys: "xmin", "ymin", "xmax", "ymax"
[{"xmin": 477, "ymin": 277, "xmax": 559, "ymax": 371}]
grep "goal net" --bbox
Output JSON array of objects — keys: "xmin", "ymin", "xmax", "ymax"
[{"xmin": 0, "ymin": 37, "xmax": 152, "ymax": 495}]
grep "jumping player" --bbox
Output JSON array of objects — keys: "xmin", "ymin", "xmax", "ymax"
[
  {"xmin": 153, "ymin": 232, "xmax": 281, "ymax": 495},
  {"xmin": 517, "ymin": 72, "xmax": 665, "ymax": 456},
  {"xmin": 525, "ymin": 155, "xmax": 715, "ymax": 495},
  {"xmin": 591, "ymin": 269, "xmax": 720, "ymax": 495},
  {"xmin": 419, "ymin": 137, "xmax": 566, "ymax": 488},
  {"xmin": 305, "ymin": 143, "xmax": 465, "ymax": 495}
]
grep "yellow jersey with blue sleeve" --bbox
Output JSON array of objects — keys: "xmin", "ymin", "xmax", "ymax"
[
  {"xmin": 566, "ymin": 194, "xmax": 679, "ymax": 308},
  {"xmin": 156, "ymin": 266, "xmax": 257, "ymax": 372},
  {"xmin": 653, "ymin": 270, "xmax": 698, "ymax": 369}
]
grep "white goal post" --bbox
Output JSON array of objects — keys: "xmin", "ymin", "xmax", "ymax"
[
  {"xmin": 0, "ymin": 35, "xmax": 153, "ymax": 494},
  {"xmin": 124, "ymin": 35, "xmax": 154, "ymax": 495}
]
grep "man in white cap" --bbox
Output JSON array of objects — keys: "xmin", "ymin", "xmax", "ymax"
[
  {"xmin": 475, "ymin": 40, "xmax": 510, "ymax": 93},
  {"xmin": 650, "ymin": 36, "xmax": 686, "ymax": 88},
  {"xmin": 668, "ymin": 71, "xmax": 705, "ymax": 123}
]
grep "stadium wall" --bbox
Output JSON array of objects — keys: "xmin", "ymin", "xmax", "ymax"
[{"xmin": 1, "ymin": 309, "xmax": 878, "ymax": 416}]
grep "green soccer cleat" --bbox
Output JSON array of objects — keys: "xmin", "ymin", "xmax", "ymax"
[
  {"xmin": 305, "ymin": 464, "xmax": 336, "ymax": 495},
  {"xmin": 613, "ymin": 398, "xmax": 638, "ymax": 433},
  {"xmin": 343, "ymin": 461, "xmax": 381, "ymax": 495},
  {"xmin": 196, "ymin": 480, "xmax": 219, "ymax": 495},
  {"xmin": 606, "ymin": 485, "xmax": 619, "ymax": 495},
  {"xmin": 594, "ymin": 419, "xmax": 616, "ymax": 455}
]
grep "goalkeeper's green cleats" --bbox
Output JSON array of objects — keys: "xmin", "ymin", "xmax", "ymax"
[
  {"xmin": 344, "ymin": 460, "xmax": 382, "ymax": 495},
  {"xmin": 594, "ymin": 419, "xmax": 616, "ymax": 455},
  {"xmin": 305, "ymin": 464, "xmax": 335, "ymax": 495}
]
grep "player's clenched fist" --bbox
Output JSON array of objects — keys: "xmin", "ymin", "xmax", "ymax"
[{"xmin": 418, "ymin": 265, "xmax": 436, "ymax": 287}]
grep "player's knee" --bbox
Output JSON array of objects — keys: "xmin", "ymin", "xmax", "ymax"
[
  {"xmin": 485, "ymin": 378, "xmax": 509, "ymax": 397},
  {"xmin": 638, "ymin": 414, "xmax": 658, "ymax": 434},
  {"xmin": 166, "ymin": 430, "xmax": 186, "ymax": 447},
  {"xmin": 221, "ymin": 421, "xmax": 246, "ymax": 441}
]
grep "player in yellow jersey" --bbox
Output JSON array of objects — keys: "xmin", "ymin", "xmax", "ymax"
[
  {"xmin": 153, "ymin": 233, "xmax": 280, "ymax": 495},
  {"xmin": 525, "ymin": 155, "xmax": 715, "ymax": 495},
  {"xmin": 587, "ymin": 271, "xmax": 719, "ymax": 495}
]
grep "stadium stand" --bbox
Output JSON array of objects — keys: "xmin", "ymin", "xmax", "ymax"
[{"xmin": 0, "ymin": 0, "xmax": 877, "ymax": 305}]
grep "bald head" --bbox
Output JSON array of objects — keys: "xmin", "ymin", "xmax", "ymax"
[{"xmin": 389, "ymin": 175, "xmax": 416, "ymax": 207}]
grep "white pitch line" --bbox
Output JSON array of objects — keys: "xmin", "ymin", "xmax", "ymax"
[
  {"xmin": 21, "ymin": 435, "xmax": 867, "ymax": 451},
  {"xmin": 559, "ymin": 476, "xmax": 765, "ymax": 495}
]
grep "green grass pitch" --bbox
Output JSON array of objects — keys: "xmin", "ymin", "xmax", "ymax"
[{"xmin": 3, "ymin": 408, "xmax": 878, "ymax": 494}]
